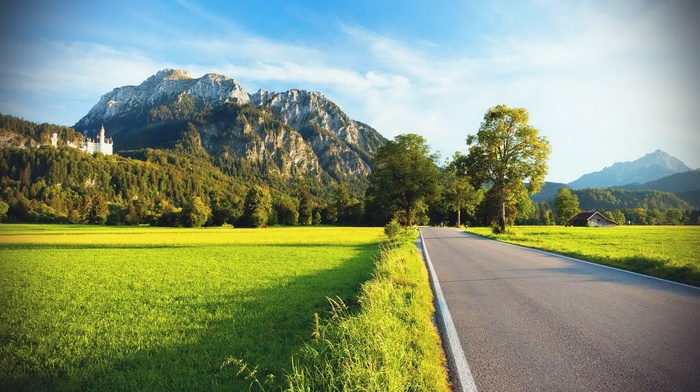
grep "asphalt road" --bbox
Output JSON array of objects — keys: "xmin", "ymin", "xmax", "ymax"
[{"xmin": 421, "ymin": 227, "xmax": 700, "ymax": 391}]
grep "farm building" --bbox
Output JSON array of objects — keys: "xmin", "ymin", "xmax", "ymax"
[{"xmin": 570, "ymin": 211, "xmax": 617, "ymax": 227}]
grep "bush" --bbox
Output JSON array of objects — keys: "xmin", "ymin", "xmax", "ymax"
[
  {"xmin": 491, "ymin": 225, "xmax": 520, "ymax": 236},
  {"xmin": 384, "ymin": 219, "xmax": 403, "ymax": 239}
]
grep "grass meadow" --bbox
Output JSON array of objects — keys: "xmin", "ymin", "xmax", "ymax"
[
  {"xmin": 467, "ymin": 226, "xmax": 700, "ymax": 286},
  {"xmin": 0, "ymin": 225, "xmax": 383, "ymax": 391}
]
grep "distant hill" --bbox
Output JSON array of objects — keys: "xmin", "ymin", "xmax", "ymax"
[
  {"xmin": 530, "ymin": 169, "xmax": 700, "ymax": 210},
  {"xmin": 573, "ymin": 188, "xmax": 692, "ymax": 211},
  {"xmin": 613, "ymin": 170, "xmax": 700, "ymax": 208},
  {"xmin": 568, "ymin": 150, "xmax": 693, "ymax": 189},
  {"xmin": 530, "ymin": 182, "xmax": 568, "ymax": 203},
  {"xmin": 529, "ymin": 181, "xmax": 693, "ymax": 211}
]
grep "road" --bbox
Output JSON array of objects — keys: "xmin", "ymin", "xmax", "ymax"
[{"xmin": 421, "ymin": 227, "xmax": 700, "ymax": 391}]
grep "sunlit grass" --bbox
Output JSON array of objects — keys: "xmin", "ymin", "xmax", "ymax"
[
  {"xmin": 287, "ymin": 232, "xmax": 450, "ymax": 391},
  {"xmin": 467, "ymin": 226, "xmax": 700, "ymax": 286},
  {"xmin": 0, "ymin": 225, "xmax": 382, "ymax": 391}
]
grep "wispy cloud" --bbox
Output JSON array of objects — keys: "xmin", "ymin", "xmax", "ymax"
[{"xmin": 1, "ymin": 0, "xmax": 697, "ymax": 181}]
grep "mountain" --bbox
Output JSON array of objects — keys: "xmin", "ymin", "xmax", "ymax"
[
  {"xmin": 74, "ymin": 69, "xmax": 386, "ymax": 186},
  {"xmin": 568, "ymin": 150, "xmax": 693, "ymax": 189},
  {"xmin": 529, "ymin": 182, "xmax": 568, "ymax": 203}
]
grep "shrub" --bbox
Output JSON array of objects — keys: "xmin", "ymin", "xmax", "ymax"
[{"xmin": 384, "ymin": 219, "xmax": 403, "ymax": 239}]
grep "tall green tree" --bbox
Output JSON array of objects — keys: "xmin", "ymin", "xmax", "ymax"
[
  {"xmin": 335, "ymin": 183, "xmax": 351, "ymax": 225},
  {"xmin": 243, "ymin": 185, "xmax": 272, "ymax": 228},
  {"xmin": 181, "ymin": 196, "xmax": 211, "ymax": 227},
  {"xmin": 274, "ymin": 196, "xmax": 299, "ymax": 226},
  {"xmin": 366, "ymin": 134, "xmax": 441, "ymax": 226},
  {"xmin": 443, "ymin": 153, "xmax": 483, "ymax": 226},
  {"xmin": 0, "ymin": 201, "xmax": 8, "ymax": 222},
  {"xmin": 463, "ymin": 105, "xmax": 551, "ymax": 232},
  {"xmin": 554, "ymin": 187, "xmax": 579, "ymax": 226},
  {"xmin": 296, "ymin": 178, "xmax": 313, "ymax": 225}
]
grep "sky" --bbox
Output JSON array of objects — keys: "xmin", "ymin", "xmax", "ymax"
[{"xmin": 1, "ymin": 0, "xmax": 698, "ymax": 183}]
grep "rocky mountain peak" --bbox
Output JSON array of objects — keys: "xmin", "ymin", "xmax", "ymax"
[
  {"xmin": 75, "ymin": 70, "xmax": 251, "ymax": 129},
  {"xmin": 637, "ymin": 150, "xmax": 691, "ymax": 172},
  {"xmin": 73, "ymin": 69, "xmax": 387, "ymax": 184},
  {"xmin": 159, "ymin": 69, "xmax": 193, "ymax": 80}
]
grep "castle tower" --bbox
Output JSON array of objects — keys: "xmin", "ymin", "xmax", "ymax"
[
  {"xmin": 99, "ymin": 124, "xmax": 106, "ymax": 144},
  {"xmin": 51, "ymin": 132, "xmax": 58, "ymax": 147}
]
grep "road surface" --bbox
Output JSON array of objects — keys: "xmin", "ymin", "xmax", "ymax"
[{"xmin": 421, "ymin": 227, "xmax": 700, "ymax": 391}]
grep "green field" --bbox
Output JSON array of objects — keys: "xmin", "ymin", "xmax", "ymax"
[
  {"xmin": 467, "ymin": 226, "xmax": 700, "ymax": 286},
  {"xmin": 0, "ymin": 225, "xmax": 383, "ymax": 391}
]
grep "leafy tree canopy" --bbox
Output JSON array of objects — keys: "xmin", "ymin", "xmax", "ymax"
[
  {"xmin": 243, "ymin": 185, "xmax": 272, "ymax": 228},
  {"xmin": 554, "ymin": 187, "xmax": 580, "ymax": 226},
  {"xmin": 366, "ymin": 134, "xmax": 441, "ymax": 226},
  {"xmin": 462, "ymin": 105, "xmax": 551, "ymax": 232}
]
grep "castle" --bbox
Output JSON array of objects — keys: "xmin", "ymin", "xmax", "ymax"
[{"xmin": 51, "ymin": 125, "xmax": 113, "ymax": 155}]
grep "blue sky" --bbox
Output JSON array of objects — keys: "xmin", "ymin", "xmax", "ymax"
[{"xmin": 1, "ymin": 0, "xmax": 698, "ymax": 183}]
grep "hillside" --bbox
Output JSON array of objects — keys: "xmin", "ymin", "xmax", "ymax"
[
  {"xmin": 613, "ymin": 170, "xmax": 700, "ymax": 208},
  {"xmin": 529, "ymin": 182, "xmax": 568, "ymax": 203},
  {"xmin": 73, "ymin": 69, "xmax": 386, "ymax": 186},
  {"xmin": 614, "ymin": 170, "xmax": 700, "ymax": 193},
  {"xmin": 574, "ymin": 188, "xmax": 692, "ymax": 211},
  {"xmin": 529, "ymin": 178, "xmax": 695, "ymax": 211},
  {"xmin": 0, "ymin": 113, "xmax": 83, "ymax": 149}
]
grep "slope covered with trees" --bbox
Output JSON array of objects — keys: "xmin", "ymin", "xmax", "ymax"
[{"xmin": 0, "ymin": 142, "xmax": 363, "ymax": 227}]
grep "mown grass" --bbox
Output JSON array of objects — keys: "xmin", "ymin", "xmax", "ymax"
[
  {"xmin": 467, "ymin": 226, "xmax": 700, "ymax": 286},
  {"xmin": 0, "ymin": 225, "xmax": 382, "ymax": 391},
  {"xmin": 286, "ymin": 231, "xmax": 450, "ymax": 391}
]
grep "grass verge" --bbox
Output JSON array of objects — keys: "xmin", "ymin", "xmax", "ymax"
[
  {"xmin": 467, "ymin": 225, "xmax": 700, "ymax": 287},
  {"xmin": 285, "ymin": 230, "xmax": 451, "ymax": 391}
]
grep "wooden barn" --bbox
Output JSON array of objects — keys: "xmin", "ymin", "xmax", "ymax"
[{"xmin": 570, "ymin": 211, "xmax": 617, "ymax": 227}]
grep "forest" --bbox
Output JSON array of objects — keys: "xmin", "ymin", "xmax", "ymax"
[{"xmin": 1, "ymin": 113, "xmax": 698, "ymax": 227}]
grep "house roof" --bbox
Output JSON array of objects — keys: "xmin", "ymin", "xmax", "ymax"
[
  {"xmin": 571, "ymin": 211, "xmax": 596, "ymax": 221},
  {"xmin": 571, "ymin": 211, "xmax": 617, "ymax": 225}
]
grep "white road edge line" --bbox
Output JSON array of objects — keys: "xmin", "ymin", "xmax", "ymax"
[{"xmin": 419, "ymin": 229, "xmax": 478, "ymax": 392}]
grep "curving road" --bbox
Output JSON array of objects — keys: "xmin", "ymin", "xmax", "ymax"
[{"xmin": 421, "ymin": 227, "xmax": 700, "ymax": 391}]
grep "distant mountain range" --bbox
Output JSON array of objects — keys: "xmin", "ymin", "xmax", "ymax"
[
  {"xmin": 568, "ymin": 150, "xmax": 693, "ymax": 189},
  {"xmin": 531, "ymin": 151, "xmax": 699, "ymax": 209},
  {"xmin": 74, "ymin": 69, "xmax": 386, "ymax": 185}
]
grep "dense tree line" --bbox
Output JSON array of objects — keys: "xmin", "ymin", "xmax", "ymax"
[
  {"xmin": 0, "ymin": 112, "xmax": 83, "ymax": 147},
  {"xmin": 364, "ymin": 106, "xmax": 697, "ymax": 229},
  {"xmin": 512, "ymin": 187, "xmax": 698, "ymax": 226},
  {"xmin": 2, "ymin": 112, "xmax": 697, "ymax": 228},
  {"xmin": 0, "ymin": 146, "xmax": 367, "ymax": 227},
  {"xmin": 513, "ymin": 200, "xmax": 698, "ymax": 226}
]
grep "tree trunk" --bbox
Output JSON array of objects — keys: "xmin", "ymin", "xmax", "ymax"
[
  {"xmin": 499, "ymin": 201, "xmax": 506, "ymax": 233},
  {"xmin": 457, "ymin": 201, "xmax": 461, "ymax": 227}
]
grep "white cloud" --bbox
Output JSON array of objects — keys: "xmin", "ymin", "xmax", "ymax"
[
  {"xmin": 0, "ymin": 40, "xmax": 161, "ymax": 124},
  {"xmin": 2, "ymin": 0, "xmax": 697, "ymax": 181}
]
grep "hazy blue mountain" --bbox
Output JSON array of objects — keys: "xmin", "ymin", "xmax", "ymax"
[{"xmin": 568, "ymin": 150, "xmax": 693, "ymax": 190}]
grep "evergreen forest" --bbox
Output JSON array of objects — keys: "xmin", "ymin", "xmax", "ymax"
[{"xmin": 1, "ymin": 113, "xmax": 698, "ymax": 227}]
